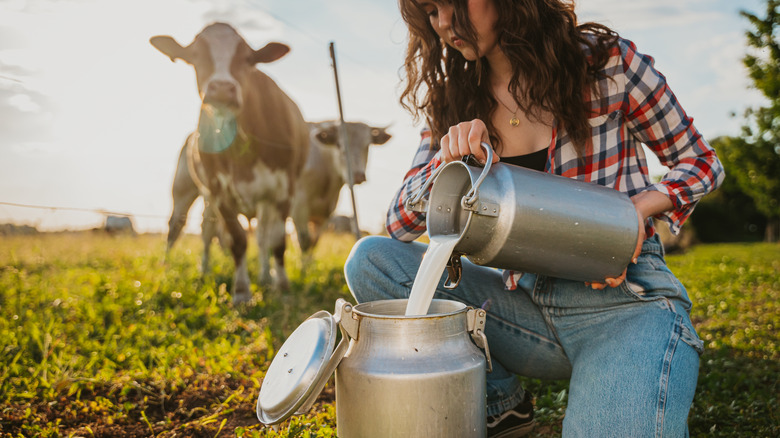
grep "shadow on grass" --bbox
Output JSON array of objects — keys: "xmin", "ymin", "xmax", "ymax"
[{"xmin": 690, "ymin": 344, "xmax": 779, "ymax": 437}]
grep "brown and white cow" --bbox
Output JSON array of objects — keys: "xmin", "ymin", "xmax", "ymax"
[
  {"xmin": 290, "ymin": 120, "xmax": 391, "ymax": 252},
  {"xmin": 166, "ymin": 120, "xmax": 391, "ymax": 277},
  {"xmin": 152, "ymin": 22, "xmax": 309, "ymax": 304}
]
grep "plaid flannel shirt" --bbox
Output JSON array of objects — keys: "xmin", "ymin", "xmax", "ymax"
[{"xmin": 385, "ymin": 37, "xmax": 725, "ymax": 290}]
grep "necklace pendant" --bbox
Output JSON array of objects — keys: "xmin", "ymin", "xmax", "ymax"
[{"xmin": 509, "ymin": 117, "xmax": 520, "ymax": 127}]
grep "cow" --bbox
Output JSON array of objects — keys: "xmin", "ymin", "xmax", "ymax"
[
  {"xmin": 151, "ymin": 22, "xmax": 309, "ymax": 304},
  {"xmin": 166, "ymin": 120, "xmax": 391, "ymax": 278},
  {"xmin": 290, "ymin": 120, "xmax": 391, "ymax": 252}
]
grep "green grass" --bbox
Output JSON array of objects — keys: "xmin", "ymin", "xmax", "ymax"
[
  {"xmin": 671, "ymin": 243, "xmax": 779, "ymax": 437},
  {"xmin": 0, "ymin": 233, "xmax": 777, "ymax": 437}
]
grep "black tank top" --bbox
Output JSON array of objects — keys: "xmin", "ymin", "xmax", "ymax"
[{"xmin": 500, "ymin": 147, "xmax": 548, "ymax": 171}]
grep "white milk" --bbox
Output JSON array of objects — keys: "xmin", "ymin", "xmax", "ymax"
[{"xmin": 405, "ymin": 234, "xmax": 461, "ymax": 316}]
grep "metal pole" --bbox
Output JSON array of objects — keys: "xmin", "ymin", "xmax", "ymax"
[{"xmin": 329, "ymin": 41, "xmax": 361, "ymax": 241}]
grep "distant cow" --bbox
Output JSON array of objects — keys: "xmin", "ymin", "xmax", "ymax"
[
  {"xmin": 151, "ymin": 22, "xmax": 309, "ymax": 304},
  {"xmin": 166, "ymin": 120, "xmax": 391, "ymax": 276},
  {"xmin": 290, "ymin": 120, "xmax": 391, "ymax": 251}
]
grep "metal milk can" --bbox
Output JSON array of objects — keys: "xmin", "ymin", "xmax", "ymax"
[
  {"xmin": 406, "ymin": 143, "xmax": 640, "ymax": 287},
  {"xmin": 257, "ymin": 298, "xmax": 491, "ymax": 437}
]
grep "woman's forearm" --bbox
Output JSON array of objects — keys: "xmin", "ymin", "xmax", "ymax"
[{"xmin": 631, "ymin": 190, "xmax": 674, "ymax": 222}]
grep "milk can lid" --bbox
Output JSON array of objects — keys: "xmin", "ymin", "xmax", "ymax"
[{"xmin": 256, "ymin": 309, "xmax": 342, "ymax": 425}]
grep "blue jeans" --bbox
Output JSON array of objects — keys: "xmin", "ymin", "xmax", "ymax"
[{"xmin": 344, "ymin": 234, "xmax": 702, "ymax": 437}]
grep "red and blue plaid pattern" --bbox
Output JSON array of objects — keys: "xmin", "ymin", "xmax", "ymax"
[{"xmin": 386, "ymin": 37, "xmax": 724, "ymax": 288}]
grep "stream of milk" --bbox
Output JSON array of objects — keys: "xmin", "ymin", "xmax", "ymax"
[{"xmin": 404, "ymin": 234, "xmax": 461, "ymax": 316}]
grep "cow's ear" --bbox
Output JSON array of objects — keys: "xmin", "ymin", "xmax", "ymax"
[
  {"xmin": 370, "ymin": 127, "xmax": 392, "ymax": 145},
  {"xmin": 315, "ymin": 126, "xmax": 339, "ymax": 146},
  {"xmin": 150, "ymin": 36, "xmax": 194, "ymax": 64},
  {"xmin": 251, "ymin": 43, "xmax": 290, "ymax": 64}
]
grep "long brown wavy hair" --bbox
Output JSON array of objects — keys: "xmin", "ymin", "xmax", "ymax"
[{"xmin": 398, "ymin": 0, "xmax": 619, "ymax": 155}]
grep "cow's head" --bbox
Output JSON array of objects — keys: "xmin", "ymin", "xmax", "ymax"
[
  {"xmin": 151, "ymin": 23, "xmax": 290, "ymax": 152},
  {"xmin": 151, "ymin": 23, "xmax": 289, "ymax": 109},
  {"xmin": 312, "ymin": 121, "xmax": 392, "ymax": 184}
]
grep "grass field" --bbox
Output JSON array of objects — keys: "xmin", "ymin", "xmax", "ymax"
[{"xmin": 0, "ymin": 232, "xmax": 777, "ymax": 437}]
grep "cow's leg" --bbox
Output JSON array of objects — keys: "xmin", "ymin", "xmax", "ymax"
[
  {"xmin": 290, "ymin": 193, "xmax": 313, "ymax": 253},
  {"xmin": 167, "ymin": 151, "xmax": 200, "ymax": 253},
  {"xmin": 295, "ymin": 219, "xmax": 323, "ymax": 278},
  {"xmin": 167, "ymin": 194, "xmax": 196, "ymax": 252},
  {"xmin": 273, "ymin": 202, "xmax": 291, "ymax": 290},
  {"xmin": 199, "ymin": 201, "xmax": 219, "ymax": 274},
  {"xmin": 217, "ymin": 204, "xmax": 251, "ymax": 304},
  {"xmin": 308, "ymin": 219, "xmax": 325, "ymax": 250},
  {"xmin": 256, "ymin": 207, "xmax": 273, "ymax": 287},
  {"xmin": 257, "ymin": 204, "xmax": 289, "ymax": 291}
]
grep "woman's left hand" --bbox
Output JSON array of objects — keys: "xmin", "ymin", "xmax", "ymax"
[
  {"xmin": 439, "ymin": 119, "xmax": 500, "ymax": 164},
  {"xmin": 586, "ymin": 190, "xmax": 671, "ymax": 290},
  {"xmin": 585, "ymin": 208, "xmax": 645, "ymax": 290}
]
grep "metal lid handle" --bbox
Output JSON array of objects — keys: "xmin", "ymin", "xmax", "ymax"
[{"xmin": 467, "ymin": 307, "xmax": 493, "ymax": 373}]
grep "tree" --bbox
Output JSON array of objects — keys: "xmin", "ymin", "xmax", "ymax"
[
  {"xmin": 695, "ymin": 137, "xmax": 767, "ymax": 243},
  {"xmin": 734, "ymin": 0, "xmax": 780, "ymax": 242}
]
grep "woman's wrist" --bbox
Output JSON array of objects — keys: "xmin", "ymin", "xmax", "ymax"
[{"xmin": 631, "ymin": 190, "xmax": 674, "ymax": 221}]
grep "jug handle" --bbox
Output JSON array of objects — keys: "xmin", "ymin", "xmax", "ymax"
[
  {"xmin": 405, "ymin": 142, "xmax": 495, "ymax": 213},
  {"xmin": 405, "ymin": 161, "xmax": 448, "ymax": 213},
  {"xmin": 467, "ymin": 307, "xmax": 493, "ymax": 373},
  {"xmin": 462, "ymin": 142, "xmax": 495, "ymax": 208}
]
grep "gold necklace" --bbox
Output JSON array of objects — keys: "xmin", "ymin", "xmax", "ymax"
[{"xmin": 495, "ymin": 96, "xmax": 520, "ymax": 127}]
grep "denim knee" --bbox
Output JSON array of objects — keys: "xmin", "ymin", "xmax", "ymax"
[
  {"xmin": 344, "ymin": 236, "xmax": 383, "ymax": 300},
  {"xmin": 344, "ymin": 236, "xmax": 424, "ymax": 303},
  {"xmin": 345, "ymin": 236, "xmax": 376, "ymax": 276}
]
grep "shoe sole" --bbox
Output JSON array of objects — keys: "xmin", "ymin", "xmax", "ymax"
[{"xmin": 488, "ymin": 419, "xmax": 536, "ymax": 438}]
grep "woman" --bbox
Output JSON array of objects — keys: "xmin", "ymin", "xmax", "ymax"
[{"xmin": 344, "ymin": 0, "xmax": 725, "ymax": 436}]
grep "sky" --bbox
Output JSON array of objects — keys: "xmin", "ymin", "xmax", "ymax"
[{"xmin": 0, "ymin": 0, "xmax": 767, "ymax": 235}]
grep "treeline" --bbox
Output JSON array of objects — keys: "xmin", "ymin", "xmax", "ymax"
[{"xmin": 689, "ymin": 0, "xmax": 780, "ymax": 244}]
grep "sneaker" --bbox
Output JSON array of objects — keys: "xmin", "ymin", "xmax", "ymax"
[{"xmin": 486, "ymin": 392, "xmax": 535, "ymax": 438}]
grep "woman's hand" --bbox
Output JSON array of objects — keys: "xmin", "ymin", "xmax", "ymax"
[
  {"xmin": 586, "ymin": 208, "xmax": 645, "ymax": 290},
  {"xmin": 440, "ymin": 119, "xmax": 500, "ymax": 164},
  {"xmin": 586, "ymin": 190, "xmax": 672, "ymax": 290}
]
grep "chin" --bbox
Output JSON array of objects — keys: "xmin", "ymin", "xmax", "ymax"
[{"xmin": 455, "ymin": 48, "xmax": 479, "ymax": 61}]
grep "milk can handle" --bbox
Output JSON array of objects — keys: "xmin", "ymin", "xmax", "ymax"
[
  {"xmin": 462, "ymin": 143, "xmax": 494, "ymax": 208},
  {"xmin": 405, "ymin": 161, "xmax": 447, "ymax": 212},
  {"xmin": 405, "ymin": 142, "xmax": 495, "ymax": 212}
]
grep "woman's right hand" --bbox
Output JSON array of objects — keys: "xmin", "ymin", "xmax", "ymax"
[{"xmin": 440, "ymin": 119, "xmax": 500, "ymax": 164}]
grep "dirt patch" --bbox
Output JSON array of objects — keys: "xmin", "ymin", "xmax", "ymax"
[{"xmin": 1, "ymin": 374, "xmax": 336, "ymax": 437}]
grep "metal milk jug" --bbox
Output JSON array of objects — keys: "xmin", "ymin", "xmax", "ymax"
[
  {"xmin": 257, "ymin": 298, "xmax": 491, "ymax": 437},
  {"xmin": 406, "ymin": 143, "xmax": 640, "ymax": 287}
]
